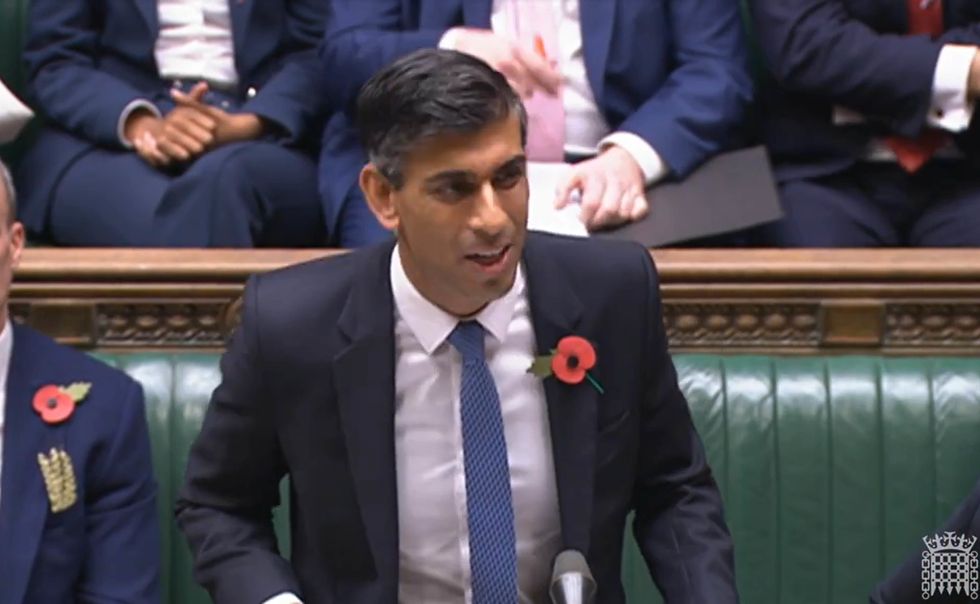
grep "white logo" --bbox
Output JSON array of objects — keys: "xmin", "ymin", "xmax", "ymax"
[{"xmin": 921, "ymin": 531, "xmax": 978, "ymax": 600}]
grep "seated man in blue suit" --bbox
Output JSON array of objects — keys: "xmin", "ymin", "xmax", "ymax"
[
  {"xmin": 319, "ymin": 0, "xmax": 753, "ymax": 246},
  {"xmin": 750, "ymin": 0, "xmax": 980, "ymax": 246},
  {"xmin": 15, "ymin": 0, "xmax": 328, "ymax": 247},
  {"xmin": 0, "ymin": 160, "xmax": 160, "ymax": 603},
  {"xmin": 177, "ymin": 49, "xmax": 737, "ymax": 604}
]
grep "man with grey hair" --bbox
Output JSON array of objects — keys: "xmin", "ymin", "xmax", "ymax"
[
  {"xmin": 0, "ymin": 158, "xmax": 162, "ymax": 603},
  {"xmin": 0, "ymin": 159, "xmax": 15, "ymax": 225}
]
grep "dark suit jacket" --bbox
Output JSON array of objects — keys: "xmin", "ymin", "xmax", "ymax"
[
  {"xmin": 749, "ymin": 0, "xmax": 980, "ymax": 181},
  {"xmin": 0, "ymin": 324, "xmax": 160, "ymax": 604},
  {"xmin": 16, "ymin": 0, "xmax": 328, "ymax": 235},
  {"xmin": 870, "ymin": 477, "xmax": 980, "ymax": 603},
  {"xmin": 176, "ymin": 233, "xmax": 737, "ymax": 603},
  {"xmin": 316, "ymin": 0, "xmax": 753, "ymax": 240}
]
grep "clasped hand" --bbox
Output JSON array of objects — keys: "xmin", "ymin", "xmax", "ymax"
[{"xmin": 125, "ymin": 82, "xmax": 263, "ymax": 168}]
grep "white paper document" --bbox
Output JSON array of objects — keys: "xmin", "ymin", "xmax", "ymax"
[
  {"xmin": 0, "ymin": 79, "xmax": 33, "ymax": 145},
  {"xmin": 525, "ymin": 162, "xmax": 588, "ymax": 238}
]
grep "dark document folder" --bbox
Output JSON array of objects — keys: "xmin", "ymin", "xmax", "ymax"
[{"xmin": 596, "ymin": 146, "xmax": 782, "ymax": 246}]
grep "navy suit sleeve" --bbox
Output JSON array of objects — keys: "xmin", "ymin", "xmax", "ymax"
[
  {"xmin": 631, "ymin": 251, "xmax": 738, "ymax": 603},
  {"xmin": 748, "ymin": 0, "xmax": 949, "ymax": 137},
  {"xmin": 242, "ymin": 0, "xmax": 329, "ymax": 145},
  {"xmin": 176, "ymin": 276, "xmax": 300, "ymax": 603},
  {"xmin": 870, "ymin": 477, "xmax": 980, "ymax": 603},
  {"xmin": 23, "ymin": 0, "xmax": 149, "ymax": 148},
  {"xmin": 617, "ymin": 0, "xmax": 753, "ymax": 178},
  {"xmin": 77, "ymin": 379, "xmax": 161, "ymax": 604},
  {"xmin": 320, "ymin": 0, "xmax": 446, "ymax": 113}
]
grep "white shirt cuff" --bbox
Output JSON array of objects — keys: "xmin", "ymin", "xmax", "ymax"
[
  {"xmin": 928, "ymin": 44, "xmax": 977, "ymax": 132},
  {"xmin": 261, "ymin": 592, "xmax": 302, "ymax": 604},
  {"xmin": 438, "ymin": 28, "xmax": 461, "ymax": 50},
  {"xmin": 599, "ymin": 131, "xmax": 669, "ymax": 185},
  {"xmin": 117, "ymin": 99, "xmax": 161, "ymax": 148}
]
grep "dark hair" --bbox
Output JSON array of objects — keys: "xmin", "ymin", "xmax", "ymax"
[{"xmin": 356, "ymin": 48, "xmax": 527, "ymax": 188}]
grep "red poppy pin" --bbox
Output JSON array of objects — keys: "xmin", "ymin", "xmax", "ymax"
[
  {"xmin": 527, "ymin": 335, "xmax": 604, "ymax": 393},
  {"xmin": 33, "ymin": 383, "xmax": 92, "ymax": 425}
]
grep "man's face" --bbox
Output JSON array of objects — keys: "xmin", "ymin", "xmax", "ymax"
[
  {"xmin": 0, "ymin": 188, "xmax": 25, "ymax": 318},
  {"xmin": 370, "ymin": 113, "xmax": 528, "ymax": 316}
]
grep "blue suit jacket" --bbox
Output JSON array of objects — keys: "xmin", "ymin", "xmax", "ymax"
[
  {"xmin": 317, "ymin": 0, "xmax": 753, "ymax": 242},
  {"xmin": 0, "ymin": 324, "xmax": 160, "ymax": 604},
  {"xmin": 176, "ymin": 233, "xmax": 737, "ymax": 603},
  {"xmin": 17, "ymin": 0, "xmax": 328, "ymax": 235},
  {"xmin": 749, "ymin": 0, "xmax": 980, "ymax": 181}
]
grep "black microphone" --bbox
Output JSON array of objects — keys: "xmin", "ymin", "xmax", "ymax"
[{"xmin": 549, "ymin": 549, "xmax": 597, "ymax": 604}]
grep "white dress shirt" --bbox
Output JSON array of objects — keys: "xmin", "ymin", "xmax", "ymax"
[
  {"xmin": 0, "ymin": 319, "xmax": 16, "ymax": 507},
  {"xmin": 833, "ymin": 44, "xmax": 978, "ymax": 161},
  {"xmin": 119, "ymin": 0, "xmax": 240, "ymax": 145},
  {"xmin": 155, "ymin": 0, "xmax": 238, "ymax": 88},
  {"xmin": 442, "ymin": 0, "xmax": 669, "ymax": 185},
  {"xmin": 266, "ymin": 251, "xmax": 563, "ymax": 604}
]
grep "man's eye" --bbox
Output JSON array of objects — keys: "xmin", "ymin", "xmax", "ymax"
[
  {"xmin": 493, "ymin": 169, "xmax": 524, "ymax": 189},
  {"xmin": 434, "ymin": 182, "xmax": 473, "ymax": 201}
]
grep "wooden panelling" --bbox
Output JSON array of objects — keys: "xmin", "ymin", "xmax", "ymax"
[{"xmin": 13, "ymin": 248, "xmax": 980, "ymax": 353}]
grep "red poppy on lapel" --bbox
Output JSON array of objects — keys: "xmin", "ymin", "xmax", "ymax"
[
  {"xmin": 528, "ymin": 336, "xmax": 604, "ymax": 393},
  {"xmin": 32, "ymin": 383, "xmax": 92, "ymax": 425}
]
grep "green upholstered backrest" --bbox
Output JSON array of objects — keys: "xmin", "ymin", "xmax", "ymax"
[{"xmin": 99, "ymin": 353, "xmax": 980, "ymax": 604}]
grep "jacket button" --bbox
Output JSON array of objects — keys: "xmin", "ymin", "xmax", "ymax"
[{"xmin": 247, "ymin": 87, "xmax": 257, "ymax": 99}]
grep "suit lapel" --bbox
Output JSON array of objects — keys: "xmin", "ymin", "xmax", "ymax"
[
  {"xmin": 462, "ymin": 0, "xmax": 493, "ymax": 28},
  {"xmin": 579, "ymin": 0, "xmax": 616, "ymax": 103},
  {"xmin": 331, "ymin": 241, "xmax": 400, "ymax": 582},
  {"xmin": 522, "ymin": 235, "xmax": 597, "ymax": 555},
  {"xmin": 133, "ymin": 0, "xmax": 159, "ymax": 35},
  {"xmin": 229, "ymin": 0, "xmax": 255, "ymax": 74},
  {"xmin": 0, "ymin": 327, "xmax": 50, "ymax": 604}
]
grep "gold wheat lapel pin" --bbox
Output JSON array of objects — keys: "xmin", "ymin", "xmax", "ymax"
[{"xmin": 37, "ymin": 447, "xmax": 78, "ymax": 513}]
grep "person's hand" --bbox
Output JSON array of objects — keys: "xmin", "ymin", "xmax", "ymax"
[
  {"xmin": 555, "ymin": 146, "xmax": 649, "ymax": 230},
  {"xmin": 452, "ymin": 28, "xmax": 562, "ymax": 98},
  {"xmin": 171, "ymin": 83, "xmax": 265, "ymax": 148},
  {"xmin": 123, "ymin": 110, "xmax": 169, "ymax": 168}
]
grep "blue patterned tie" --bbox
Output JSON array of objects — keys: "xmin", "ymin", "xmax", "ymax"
[{"xmin": 447, "ymin": 321, "xmax": 518, "ymax": 604}]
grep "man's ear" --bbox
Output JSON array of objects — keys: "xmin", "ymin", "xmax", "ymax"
[{"xmin": 359, "ymin": 164, "xmax": 399, "ymax": 231}]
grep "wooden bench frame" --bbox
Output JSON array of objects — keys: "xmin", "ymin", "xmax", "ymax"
[{"xmin": 13, "ymin": 248, "xmax": 980, "ymax": 354}]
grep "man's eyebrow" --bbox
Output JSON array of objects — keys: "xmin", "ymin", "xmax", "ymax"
[
  {"xmin": 423, "ymin": 170, "xmax": 475, "ymax": 186},
  {"xmin": 495, "ymin": 155, "xmax": 527, "ymax": 172}
]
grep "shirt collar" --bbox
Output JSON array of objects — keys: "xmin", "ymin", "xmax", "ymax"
[
  {"xmin": 0, "ymin": 318, "xmax": 13, "ymax": 397},
  {"xmin": 390, "ymin": 245, "xmax": 524, "ymax": 355}
]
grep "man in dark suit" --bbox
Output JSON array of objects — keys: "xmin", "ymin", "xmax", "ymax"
[
  {"xmin": 14, "ymin": 0, "xmax": 328, "ymax": 247},
  {"xmin": 318, "ymin": 0, "xmax": 753, "ymax": 246},
  {"xmin": 871, "ymin": 477, "xmax": 980, "ymax": 602},
  {"xmin": 176, "ymin": 49, "xmax": 736, "ymax": 604},
  {"xmin": 750, "ymin": 0, "xmax": 980, "ymax": 246},
  {"xmin": 0, "ymin": 159, "xmax": 160, "ymax": 603}
]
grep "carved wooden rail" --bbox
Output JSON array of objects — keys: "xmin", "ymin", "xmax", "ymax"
[{"xmin": 13, "ymin": 248, "xmax": 980, "ymax": 354}]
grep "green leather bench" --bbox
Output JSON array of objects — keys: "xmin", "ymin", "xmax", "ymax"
[{"xmin": 99, "ymin": 353, "xmax": 980, "ymax": 604}]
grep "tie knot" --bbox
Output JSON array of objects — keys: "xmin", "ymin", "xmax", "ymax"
[{"xmin": 448, "ymin": 321, "xmax": 486, "ymax": 362}]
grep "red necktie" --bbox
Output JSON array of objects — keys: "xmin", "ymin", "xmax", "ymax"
[{"xmin": 884, "ymin": 0, "xmax": 947, "ymax": 173}]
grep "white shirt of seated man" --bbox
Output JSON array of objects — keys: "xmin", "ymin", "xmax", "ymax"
[
  {"xmin": 0, "ymin": 319, "xmax": 14, "ymax": 507},
  {"xmin": 442, "ymin": 0, "xmax": 660, "ymax": 232}
]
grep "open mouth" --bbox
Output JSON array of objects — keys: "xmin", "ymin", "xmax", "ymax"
[{"xmin": 465, "ymin": 245, "xmax": 511, "ymax": 271}]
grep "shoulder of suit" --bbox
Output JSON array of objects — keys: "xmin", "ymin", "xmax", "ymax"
[
  {"xmin": 527, "ymin": 233, "xmax": 654, "ymax": 283},
  {"xmin": 13, "ymin": 324, "xmax": 141, "ymax": 396}
]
